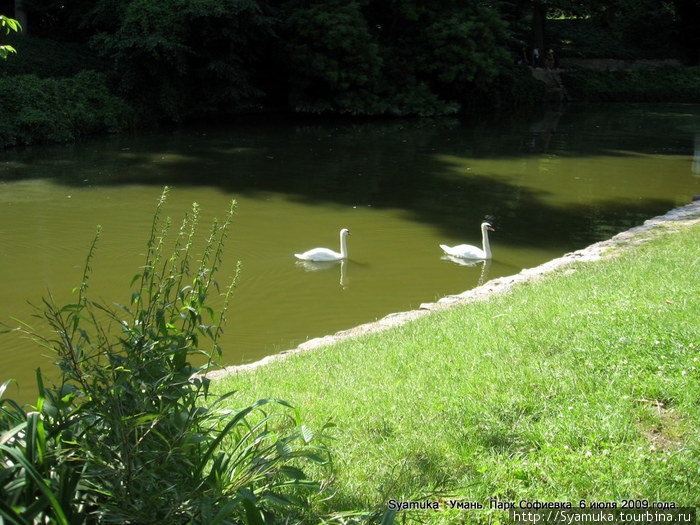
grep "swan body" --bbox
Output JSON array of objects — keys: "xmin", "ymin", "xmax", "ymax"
[
  {"xmin": 295, "ymin": 228, "xmax": 350, "ymax": 261},
  {"xmin": 440, "ymin": 222, "xmax": 494, "ymax": 259}
]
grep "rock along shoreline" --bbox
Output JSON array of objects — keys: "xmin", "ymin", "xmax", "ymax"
[{"xmin": 206, "ymin": 201, "xmax": 700, "ymax": 381}]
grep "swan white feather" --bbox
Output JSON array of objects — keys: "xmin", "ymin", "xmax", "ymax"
[
  {"xmin": 295, "ymin": 228, "xmax": 350, "ymax": 261},
  {"xmin": 440, "ymin": 222, "xmax": 494, "ymax": 259}
]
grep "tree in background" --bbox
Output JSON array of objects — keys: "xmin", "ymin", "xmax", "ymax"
[
  {"xmin": 14, "ymin": 0, "xmax": 91, "ymax": 41},
  {"xmin": 400, "ymin": 2, "xmax": 509, "ymax": 100},
  {"xmin": 7, "ymin": 0, "xmax": 698, "ymax": 123},
  {"xmin": 282, "ymin": 0, "xmax": 385, "ymax": 114},
  {"xmin": 283, "ymin": 0, "xmax": 511, "ymax": 115},
  {"xmin": 93, "ymin": 0, "xmax": 275, "ymax": 121},
  {"xmin": 506, "ymin": 0, "xmax": 684, "ymax": 61},
  {"xmin": 673, "ymin": 0, "xmax": 700, "ymax": 64},
  {"xmin": 24, "ymin": 0, "xmax": 277, "ymax": 122}
]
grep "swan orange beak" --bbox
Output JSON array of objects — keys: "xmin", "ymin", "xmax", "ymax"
[{"xmin": 487, "ymin": 226, "xmax": 495, "ymax": 231}]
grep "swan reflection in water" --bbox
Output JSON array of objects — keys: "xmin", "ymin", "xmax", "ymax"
[
  {"xmin": 441, "ymin": 256, "xmax": 492, "ymax": 286},
  {"xmin": 295, "ymin": 258, "xmax": 348, "ymax": 289}
]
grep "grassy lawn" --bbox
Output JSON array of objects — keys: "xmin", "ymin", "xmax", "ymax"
[{"xmin": 214, "ymin": 223, "xmax": 700, "ymax": 524}]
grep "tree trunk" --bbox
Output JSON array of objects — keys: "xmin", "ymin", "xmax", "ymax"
[
  {"xmin": 14, "ymin": 0, "xmax": 28, "ymax": 33},
  {"xmin": 532, "ymin": 1, "xmax": 546, "ymax": 67}
]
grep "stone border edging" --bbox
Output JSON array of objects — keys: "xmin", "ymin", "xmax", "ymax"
[{"xmin": 206, "ymin": 201, "xmax": 700, "ymax": 381}]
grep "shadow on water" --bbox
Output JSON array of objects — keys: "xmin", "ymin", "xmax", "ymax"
[
  {"xmin": 2, "ymin": 104, "xmax": 694, "ymax": 250},
  {"xmin": 0, "ymin": 108, "xmax": 700, "ymax": 250}
]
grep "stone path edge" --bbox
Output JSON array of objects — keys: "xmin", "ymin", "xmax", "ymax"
[{"xmin": 205, "ymin": 201, "xmax": 700, "ymax": 381}]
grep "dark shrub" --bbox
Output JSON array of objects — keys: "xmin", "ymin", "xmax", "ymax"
[
  {"xmin": 562, "ymin": 67, "xmax": 700, "ymax": 102},
  {"xmin": 0, "ymin": 70, "xmax": 134, "ymax": 147}
]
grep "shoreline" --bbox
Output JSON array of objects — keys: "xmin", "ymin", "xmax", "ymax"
[{"xmin": 206, "ymin": 200, "xmax": 700, "ymax": 381}]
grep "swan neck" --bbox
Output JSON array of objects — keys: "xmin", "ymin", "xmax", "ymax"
[
  {"xmin": 340, "ymin": 231, "xmax": 348, "ymax": 258},
  {"xmin": 482, "ymin": 227, "xmax": 492, "ymax": 258}
]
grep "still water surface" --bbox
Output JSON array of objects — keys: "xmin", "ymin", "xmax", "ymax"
[{"xmin": 1, "ymin": 104, "xmax": 699, "ymax": 399}]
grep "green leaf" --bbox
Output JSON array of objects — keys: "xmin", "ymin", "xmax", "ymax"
[
  {"xmin": 0, "ymin": 421, "xmax": 28, "ymax": 446},
  {"xmin": 278, "ymin": 465, "xmax": 308, "ymax": 480},
  {"xmin": 0, "ymin": 445, "xmax": 70, "ymax": 525},
  {"xmin": 298, "ymin": 424, "xmax": 314, "ymax": 444},
  {"xmin": 59, "ymin": 304, "xmax": 81, "ymax": 313},
  {"xmin": 0, "ymin": 498, "xmax": 33, "ymax": 525},
  {"xmin": 380, "ymin": 509, "xmax": 397, "ymax": 525},
  {"xmin": 0, "ymin": 378, "xmax": 17, "ymax": 400},
  {"xmin": 241, "ymin": 498, "xmax": 265, "ymax": 525},
  {"xmin": 113, "ymin": 302, "xmax": 133, "ymax": 316},
  {"xmin": 276, "ymin": 440, "xmax": 293, "ymax": 456},
  {"xmin": 261, "ymin": 491, "xmax": 292, "ymax": 507}
]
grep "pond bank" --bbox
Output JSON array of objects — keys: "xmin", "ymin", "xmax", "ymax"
[
  {"xmin": 214, "ymin": 200, "xmax": 700, "ymax": 520},
  {"xmin": 207, "ymin": 199, "xmax": 700, "ymax": 381}
]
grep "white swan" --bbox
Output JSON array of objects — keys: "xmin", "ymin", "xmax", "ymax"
[
  {"xmin": 440, "ymin": 222, "xmax": 494, "ymax": 259},
  {"xmin": 295, "ymin": 228, "xmax": 350, "ymax": 261}
]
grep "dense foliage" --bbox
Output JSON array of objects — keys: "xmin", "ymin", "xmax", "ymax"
[
  {"xmin": 0, "ymin": 190, "xmax": 331, "ymax": 524},
  {"xmin": 83, "ymin": 0, "xmax": 275, "ymax": 121},
  {"xmin": 547, "ymin": 5, "xmax": 681, "ymax": 60},
  {"xmin": 0, "ymin": 0, "xmax": 697, "ymax": 145},
  {"xmin": 281, "ymin": 1, "xmax": 511, "ymax": 116},
  {"xmin": 562, "ymin": 66, "xmax": 700, "ymax": 102},
  {"xmin": 0, "ymin": 71, "xmax": 133, "ymax": 147},
  {"xmin": 500, "ymin": 0, "xmax": 693, "ymax": 60},
  {"xmin": 10, "ymin": 0, "xmax": 523, "ymax": 120},
  {"xmin": 0, "ymin": 32, "xmax": 105, "ymax": 78}
]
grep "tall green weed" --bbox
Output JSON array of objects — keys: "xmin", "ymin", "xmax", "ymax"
[{"xmin": 1, "ymin": 188, "xmax": 330, "ymax": 524}]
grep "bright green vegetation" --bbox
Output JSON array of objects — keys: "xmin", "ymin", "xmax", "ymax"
[
  {"xmin": 1, "ymin": 190, "xmax": 330, "ymax": 524},
  {"xmin": 0, "ymin": 15, "xmax": 22, "ymax": 60},
  {"xmin": 215, "ymin": 222, "xmax": 700, "ymax": 522},
  {"xmin": 563, "ymin": 67, "xmax": 700, "ymax": 102},
  {"xmin": 0, "ymin": 14, "xmax": 20, "ymax": 59}
]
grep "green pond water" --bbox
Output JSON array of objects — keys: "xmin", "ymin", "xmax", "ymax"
[{"xmin": 1, "ymin": 104, "xmax": 699, "ymax": 400}]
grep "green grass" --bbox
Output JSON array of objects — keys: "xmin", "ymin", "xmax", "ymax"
[{"xmin": 215, "ymin": 223, "xmax": 700, "ymax": 523}]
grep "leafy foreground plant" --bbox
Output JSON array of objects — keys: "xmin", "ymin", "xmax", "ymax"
[
  {"xmin": 1, "ymin": 188, "xmax": 331, "ymax": 524},
  {"xmin": 0, "ymin": 14, "xmax": 21, "ymax": 60}
]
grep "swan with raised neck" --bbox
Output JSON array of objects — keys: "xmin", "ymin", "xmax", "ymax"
[
  {"xmin": 439, "ymin": 222, "xmax": 495, "ymax": 259},
  {"xmin": 295, "ymin": 228, "xmax": 350, "ymax": 261}
]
